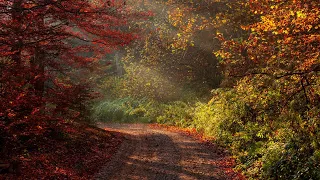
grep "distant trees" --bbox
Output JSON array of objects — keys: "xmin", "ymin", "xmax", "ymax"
[{"xmin": 111, "ymin": 0, "xmax": 235, "ymax": 102}]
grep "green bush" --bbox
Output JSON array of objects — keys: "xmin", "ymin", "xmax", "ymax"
[
  {"xmin": 157, "ymin": 101, "xmax": 194, "ymax": 127},
  {"xmin": 189, "ymin": 88, "xmax": 320, "ymax": 179},
  {"xmin": 151, "ymin": 87, "xmax": 320, "ymax": 179},
  {"xmin": 92, "ymin": 97, "xmax": 151, "ymax": 123}
]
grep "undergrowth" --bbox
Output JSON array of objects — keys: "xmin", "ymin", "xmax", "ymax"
[{"xmin": 92, "ymin": 97, "xmax": 160, "ymax": 123}]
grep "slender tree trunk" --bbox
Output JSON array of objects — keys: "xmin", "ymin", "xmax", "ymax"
[
  {"xmin": 32, "ymin": 46, "xmax": 45, "ymax": 100},
  {"xmin": 31, "ymin": 14, "xmax": 46, "ymax": 104},
  {"xmin": 115, "ymin": 51, "xmax": 123, "ymax": 76},
  {"xmin": 11, "ymin": 0, "xmax": 23, "ymax": 66}
]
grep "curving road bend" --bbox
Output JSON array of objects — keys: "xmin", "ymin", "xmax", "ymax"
[{"xmin": 94, "ymin": 123, "xmax": 232, "ymax": 180}]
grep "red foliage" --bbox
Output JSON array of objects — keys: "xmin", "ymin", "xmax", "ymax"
[
  {"xmin": 0, "ymin": 0, "xmax": 134, "ymax": 122},
  {"xmin": 0, "ymin": 0, "xmax": 136, "ymax": 136},
  {"xmin": 0, "ymin": 1, "xmax": 138, "ymax": 177}
]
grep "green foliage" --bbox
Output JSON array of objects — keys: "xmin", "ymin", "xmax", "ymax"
[
  {"xmin": 157, "ymin": 101, "xmax": 194, "ymax": 127},
  {"xmin": 92, "ymin": 97, "xmax": 149, "ymax": 123},
  {"xmin": 116, "ymin": 62, "xmax": 182, "ymax": 102},
  {"xmin": 189, "ymin": 88, "xmax": 320, "ymax": 179},
  {"xmin": 147, "ymin": 85, "xmax": 320, "ymax": 179},
  {"xmin": 91, "ymin": 97, "xmax": 166, "ymax": 123}
]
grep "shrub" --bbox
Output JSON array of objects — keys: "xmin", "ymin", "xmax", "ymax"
[
  {"xmin": 157, "ymin": 87, "xmax": 320, "ymax": 179},
  {"xmin": 92, "ymin": 97, "xmax": 163, "ymax": 123},
  {"xmin": 156, "ymin": 101, "xmax": 194, "ymax": 127}
]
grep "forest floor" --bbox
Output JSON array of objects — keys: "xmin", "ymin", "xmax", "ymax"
[
  {"xmin": 95, "ymin": 123, "xmax": 245, "ymax": 180},
  {"xmin": 0, "ymin": 122, "xmax": 123, "ymax": 179}
]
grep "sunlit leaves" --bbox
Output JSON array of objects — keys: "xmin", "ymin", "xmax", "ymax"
[{"xmin": 213, "ymin": 1, "xmax": 320, "ymax": 178}]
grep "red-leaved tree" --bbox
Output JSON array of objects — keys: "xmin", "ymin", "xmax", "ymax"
[{"xmin": 0, "ymin": 0, "xmax": 134, "ymax": 131}]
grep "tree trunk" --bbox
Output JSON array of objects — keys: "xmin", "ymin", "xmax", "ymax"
[
  {"xmin": 11, "ymin": 0, "xmax": 23, "ymax": 66},
  {"xmin": 115, "ymin": 51, "xmax": 123, "ymax": 76},
  {"xmin": 31, "ymin": 14, "xmax": 46, "ymax": 104},
  {"xmin": 32, "ymin": 46, "xmax": 45, "ymax": 100}
]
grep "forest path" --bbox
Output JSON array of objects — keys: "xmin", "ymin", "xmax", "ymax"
[{"xmin": 94, "ymin": 123, "xmax": 229, "ymax": 180}]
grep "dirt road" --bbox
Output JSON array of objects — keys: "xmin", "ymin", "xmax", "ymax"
[{"xmin": 94, "ymin": 123, "xmax": 235, "ymax": 180}]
